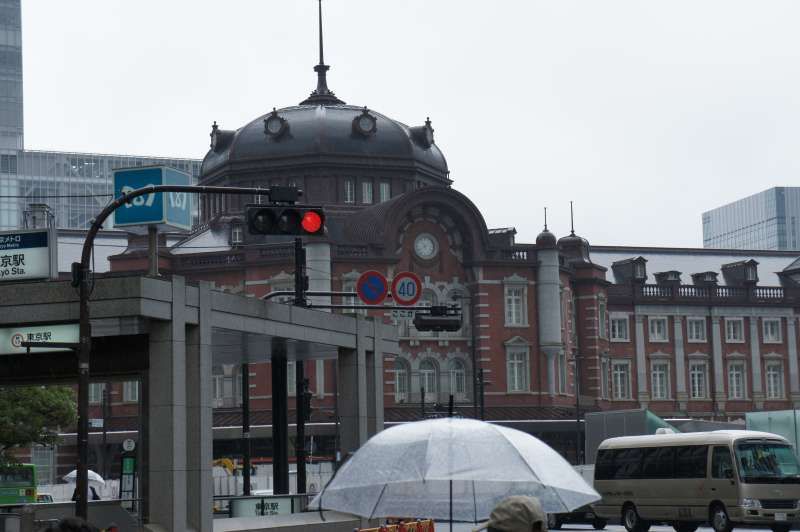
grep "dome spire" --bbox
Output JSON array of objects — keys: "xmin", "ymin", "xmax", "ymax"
[
  {"xmin": 300, "ymin": 0, "xmax": 345, "ymax": 106},
  {"xmin": 569, "ymin": 200, "xmax": 575, "ymax": 236}
]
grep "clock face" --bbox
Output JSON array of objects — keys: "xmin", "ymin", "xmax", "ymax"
[{"xmin": 414, "ymin": 234, "xmax": 438, "ymax": 260}]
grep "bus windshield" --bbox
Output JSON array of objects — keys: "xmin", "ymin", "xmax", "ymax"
[{"xmin": 736, "ymin": 441, "xmax": 800, "ymax": 483}]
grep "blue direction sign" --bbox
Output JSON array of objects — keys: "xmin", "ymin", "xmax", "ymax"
[
  {"xmin": 113, "ymin": 166, "xmax": 192, "ymax": 231},
  {"xmin": 356, "ymin": 270, "xmax": 388, "ymax": 305}
]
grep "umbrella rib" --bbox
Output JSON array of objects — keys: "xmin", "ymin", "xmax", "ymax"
[
  {"xmin": 492, "ymin": 426, "xmax": 574, "ymax": 512},
  {"xmin": 472, "ymin": 479, "xmax": 478, "ymax": 524},
  {"xmin": 368, "ymin": 483, "xmax": 389, "ymax": 520}
]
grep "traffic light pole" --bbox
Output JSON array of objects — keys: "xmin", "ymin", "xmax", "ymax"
[
  {"xmin": 73, "ymin": 184, "xmax": 271, "ymax": 520},
  {"xmin": 293, "ymin": 236, "xmax": 308, "ymax": 493}
]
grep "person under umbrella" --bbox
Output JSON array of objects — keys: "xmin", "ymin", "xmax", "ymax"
[{"xmin": 472, "ymin": 496, "xmax": 548, "ymax": 532}]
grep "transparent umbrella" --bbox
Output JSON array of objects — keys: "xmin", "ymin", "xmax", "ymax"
[
  {"xmin": 309, "ymin": 417, "xmax": 599, "ymax": 523},
  {"xmin": 63, "ymin": 469, "xmax": 105, "ymax": 485}
]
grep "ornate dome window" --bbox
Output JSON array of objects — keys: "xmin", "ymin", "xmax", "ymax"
[
  {"xmin": 352, "ymin": 107, "xmax": 377, "ymax": 137},
  {"xmin": 264, "ymin": 108, "xmax": 289, "ymax": 139},
  {"xmin": 410, "ymin": 117, "xmax": 434, "ymax": 149}
]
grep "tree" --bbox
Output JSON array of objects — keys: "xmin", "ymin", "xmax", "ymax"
[{"xmin": 0, "ymin": 386, "xmax": 77, "ymax": 465}]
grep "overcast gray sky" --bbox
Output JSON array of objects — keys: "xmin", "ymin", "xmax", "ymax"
[{"xmin": 21, "ymin": 1, "xmax": 800, "ymax": 247}]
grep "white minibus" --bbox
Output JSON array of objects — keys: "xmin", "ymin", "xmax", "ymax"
[{"xmin": 593, "ymin": 430, "xmax": 800, "ymax": 532}]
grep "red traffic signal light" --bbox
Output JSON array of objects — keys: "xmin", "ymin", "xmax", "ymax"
[{"xmin": 246, "ymin": 205, "xmax": 325, "ymax": 236}]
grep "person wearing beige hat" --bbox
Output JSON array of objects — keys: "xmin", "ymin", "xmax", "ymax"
[{"xmin": 472, "ymin": 496, "xmax": 549, "ymax": 532}]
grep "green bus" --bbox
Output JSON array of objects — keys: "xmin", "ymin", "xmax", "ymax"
[{"xmin": 0, "ymin": 464, "xmax": 36, "ymax": 504}]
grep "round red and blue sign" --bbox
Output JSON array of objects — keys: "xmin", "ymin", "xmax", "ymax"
[
  {"xmin": 391, "ymin": 272, "xmax": 422, "ymax": 306},
  {"xmin": 356, "ymin": 270, "xmax": 389, "ymax": 305}
]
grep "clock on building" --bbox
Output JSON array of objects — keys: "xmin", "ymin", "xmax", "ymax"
[{"xmin": 414, "ymin": 233, "xmax": 438, "ymax": 260}]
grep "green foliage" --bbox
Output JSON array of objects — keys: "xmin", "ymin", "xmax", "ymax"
[{"xmin": 0, "ymin": 386, "xmax": 77, "ymax": 465}]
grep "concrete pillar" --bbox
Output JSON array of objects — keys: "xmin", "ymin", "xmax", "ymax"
[
  {"xmin": 634, "ymin": 316, "xmax": 649, "ymax": 404},
  {"xmin": 787, "ymin": 317, "xmax": 800, "ymax": 404},
  {"xmin": 366, "ymin": 320, "xmax": 385, "ymax": 437},
  {"xmin": 536, "ymin": 248, "xmax": 562, "ymax": 398},
  {"xmin": 146, "ymin": 276, "xmax": 187, "ymax": 531},
  {"xmin": 186, "ymin": 281, "xmax": 213, "ymax": 532},
  {"xmin": 674, "ymin": 316, "xmax": 687, "ymax": 411},
  {"xmin": 306, "ymin": 242, "xmax": 331, "ymax": 309},
  {"xmin": 711, "ymin": 316, "xmax": 726, "ymax": 410},
  {"xmin": 543, "ymin": 347, "xmax": 557, "ymax": 397},
  {"xmin": 338, "ymin": 316, "xmax": 369, "ymax": 457},
  {"xmin": 746, "ymin": 316, "xmax": 764, "ymax": 408}
]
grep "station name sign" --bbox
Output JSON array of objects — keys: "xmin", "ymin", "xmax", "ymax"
[
  {"xmin": 0, "ymin": 228, "xmax": 57, "ymax": 282},
  {"xmin": 0, "ymin": 323, "xmax": 79, "ymax": 355}
]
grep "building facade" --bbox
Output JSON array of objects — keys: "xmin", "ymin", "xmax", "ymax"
[
  {"xmin": 0, "ymin": 0, "xmax": 201, "ymax": 230},
  {"xmin": 703, "ymin": 187, "xmax": 800, "ymax": 251},
  {"xmin": 104, "ymin": 43, "xmax": 800, "ymax": 470}
]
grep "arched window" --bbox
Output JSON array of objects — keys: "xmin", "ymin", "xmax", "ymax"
[
  {"xmin": 449, "ymin": 358, "xmax": 466, "ymax": 400},
  {"xmin": 394, "ymin": 358, "xmax": 410, "ymax": 403},
  {"xmin": 419, "ymin": 359, "xmax": 438, "ymax": 402}
]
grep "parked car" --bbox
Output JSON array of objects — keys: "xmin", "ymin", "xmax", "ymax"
[
  {"xmin": 36, "ymin": 493, "xmax": 54, "ymax": 503},
  {"xmin": 548, "ymin": 506, "xmax": 607, "ymax": 530}
]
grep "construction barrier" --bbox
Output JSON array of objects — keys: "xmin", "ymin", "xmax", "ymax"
[{"xmin": 355, "ymin": 519, "xmax": 435, "ymax": 532}]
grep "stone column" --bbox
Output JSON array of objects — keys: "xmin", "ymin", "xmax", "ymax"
[
  {"xmin": 674, "ymin": 316, "xmax": 688, "ymax": 412},
  {"xmin": 711, "ymin": 316, "xmax": 726, "ymax": 411},
  {"xmin": 338, "ymin": 316, "xmax": 369, "ymax": 457},
  {"xmin": 635, "ymin": 316, "xmax": 649, "ymax": 405},
  {"xmin": 186, "ymin": 282, "xmax": 213, "ymax": 532},
  {"xmin": 748, "ymin": 315, "xmax": 764, "ymax": 408},
  {"xmin": 146, "ymin": 276, "xmax": 187, "ymax": 532},
  {"xmin": 536, "ymin": 246, "xmax": 562, "ymax": 397},
  {"xmin": 787, "ymin": 317, "xmax": 800, "ymax": 406}
]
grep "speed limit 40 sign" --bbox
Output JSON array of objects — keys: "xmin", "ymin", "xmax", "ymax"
[{"xmin": 391, "ymin": 272, "xmax": 422, "ymax": 306}]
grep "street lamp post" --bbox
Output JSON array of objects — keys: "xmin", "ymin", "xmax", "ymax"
[{"xmin": 73, "ymin": 184, "xmax": 272, "ymax": 520}]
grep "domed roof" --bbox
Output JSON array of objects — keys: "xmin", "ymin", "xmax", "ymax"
[
  {"xmin": 536, "ymin": 228, "xmax": 557, "ymax": 249},
  {"xmin": 201, "ymin": 104, "xmax": 449, "ymax": 181}
]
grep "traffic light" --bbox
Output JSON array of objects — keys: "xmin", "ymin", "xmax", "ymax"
[
  {"xmin": 413, "ymin": 305, "xmax": 462, "ymax": 332},
  {"xmin": 246, "ymin": 205, "xmax": 325, "ymax": 236}
]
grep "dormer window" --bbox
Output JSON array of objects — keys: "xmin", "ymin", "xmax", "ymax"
[
  {"xmin": 231, "ymin": 224, "xmax": 244, "ymax": 246},
  {"xmin": 633, "ymin": 262, "xmax": 646, "ymax": 280},
  {"xmin": 746, "ymin": 264, "xmax": 757, "ymax": 281}
]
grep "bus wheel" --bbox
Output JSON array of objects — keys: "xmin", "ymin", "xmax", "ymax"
[
  {"xmin": 623, "ymin": 504, "xmax": 650, "ymax": 532},
  {"xmin": 673, "ymin": 523, "xmax": 698, "ymax": 532},
  {"xmin": 771, "ymin": 525, "xmax": 790, "ymax": 532},
  {"xmin": 710, "ymin": 504, "xmax": 733, "ymax": 532}
]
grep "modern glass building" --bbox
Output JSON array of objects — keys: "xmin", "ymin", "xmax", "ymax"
[
  {"xmin": 702, "ymin": 187, "xmax": 800, "ymax": 250},
  {"xmin": 0, "ymin": 0, "xmax": 201, "ymax": 230}
]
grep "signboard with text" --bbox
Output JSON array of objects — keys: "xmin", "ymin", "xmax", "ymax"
[
  {"xmin": 113, "ymin": 166, "xmax": 193, "ymax": 231},
  {"xmin": 0, "ymin": 323, "xmax": 79, "ymax": 355},
  {"xmin": 231, "ymin": 496, "xmax": 293, "ymax": 517},
  {"xmin": 0, "ymin": 228, "xmax": 57, "ymax": 282}
]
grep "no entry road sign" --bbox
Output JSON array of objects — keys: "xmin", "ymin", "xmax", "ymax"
[{"xmin": 356, "ymin": 270, "xmax": 388, "ymax": 305}]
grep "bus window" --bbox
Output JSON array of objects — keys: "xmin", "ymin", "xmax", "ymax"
[
  {"xmin": 711, "ymin": 446, "xmax": 734, "ymax": 479},
  {"xmin": 736, "ymin": 441, "xmax": 800, "ymax": 482},
  {"xmin": 615, "ymin": 448, "xmax": 643, "ymax": 479},
  {"xmin": 675, "ymin": 445, "xmax": 707, "ymax": 479},
  {"xmin": 595, "ymin": 449, "xmax": 617, "ymax": 480},
  {"xmin": 642, "ymin": 446, "xmax": 674, "ymax": 478}
]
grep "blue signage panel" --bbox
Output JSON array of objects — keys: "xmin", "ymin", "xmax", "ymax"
[
  {"xmin": 164, "ymin": 167, "xmax": 192, "ymax": 230},
  {"xmin": 113, "ymin": 166, "xmax": 192, "ymax": 230}
]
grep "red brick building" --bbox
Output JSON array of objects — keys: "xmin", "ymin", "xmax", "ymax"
[{"xmin": 102, "ymin": 54, "xmax": 800, "ymax": 465}]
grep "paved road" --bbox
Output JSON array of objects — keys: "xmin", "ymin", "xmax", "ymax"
[{"xmin": 436, "ymin": 524, "xmax": 777, "ymax": 532}]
